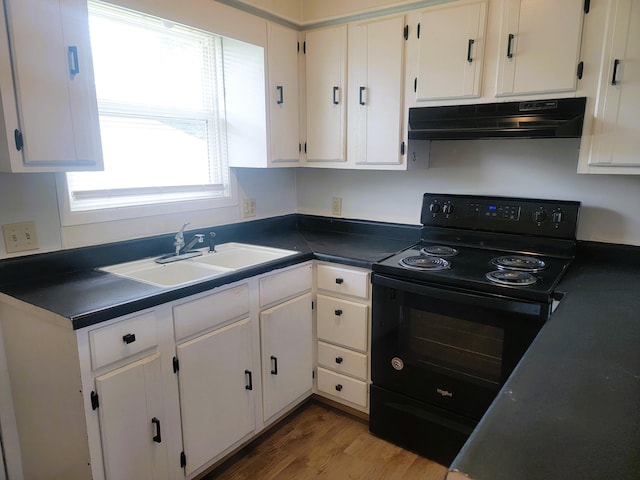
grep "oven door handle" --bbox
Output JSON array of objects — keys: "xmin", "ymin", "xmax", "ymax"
[{"xmin": 373, "ymin": 274, "xmax": 543, "ymax": 316}]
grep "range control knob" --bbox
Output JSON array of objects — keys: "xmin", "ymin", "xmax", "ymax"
[
  {"xmin": 552, "ymin": 211, "xmax": 565, "ymax": 224},
  {"xmin": 442, "ymin": 203, "xmax": 454, "ymax": 215},
  {"xmin": 532, "ymin": 209, "xmax": 548, "ymax": 223},
  {"xmin": 429, "ymin": 202, "xmax": 441, "ymax": 214}
]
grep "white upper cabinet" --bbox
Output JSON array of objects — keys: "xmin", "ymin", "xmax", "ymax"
[
  {"xmin": 267, "ymin": 22, "xmax": 301, "ymax": 165},
  {"xmin": 347, "ymin": 15, "xmax": 406, "ymax": 167},
  {"xmin": 415, "ymin": 0, "xmax": 488, "ymax": 101},
  {"xmin": 495, "ymin": 0, "xmax": 585, "ymax": 97},
  {"xmin": 304, "ymin": 24, "xmax": 348, "ymax": 163},
  {"xmin": 0, "ymin": 0, "xmax": 103, "ymax": 172},
  {"xmin": 578, "ymin": 0, "xmax": 640, "ymax": 173}
]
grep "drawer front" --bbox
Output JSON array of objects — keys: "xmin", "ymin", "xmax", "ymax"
[
  {"xmin": 173, "ymin": 283, "xmax": 250, "ymax": 341},
  {"xmin": 317, "ymin": 295, "xmax": 368, "ymax": 352},
  {"xmin": 317, "ymin": 264, "xmax": 370, "ymax": 299},
  {"xmin": 90, "ymin": 312, "xmax": 157, "ymax": 370},
  {"xmin": 260, "ymin": 263, "xmax": 312, "ymax": 307},
  {"xmin": 317, "ymin": 367, "xmax": 368, "ymax": 408},
  {"xmin": 317, "ymin": 341, "xmax": 367, "ymax": 381}
]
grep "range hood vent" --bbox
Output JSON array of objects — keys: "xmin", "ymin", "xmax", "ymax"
[{"xmin": 408, "ymin": 97, "xmax": 586, "ymax": 141}]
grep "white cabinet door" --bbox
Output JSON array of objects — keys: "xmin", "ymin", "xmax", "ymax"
[
  {"xmin": 415, "ymin": 0, "xmax": 488, "ymax": 101},
  {"xmin": 1, "ymin": 0, "xmax": 102, "ymax": 172},
  {"xmin": 267, "ymin": 22, "xmax": 300, "ymax": 165},
  {"xmin": 583, "ymin": 0, "xmax": 640, "ymax": 170},
  {"xmin": 261, "ymin": 293, "xmax": 313, "ymax": 421},
  {"xmin": 305, "ymin": 25, "xmax": 347, "ymax": 163},
  {"xmin": 176, "ymin": 318, "xmax": 254, "ymax": 476},
  {"xmin": 496, "ymin": 0, "xmax": 585, "ymax": 96},
  {"xmin": 348, "ymin": 15, "xmax": 405, "ymax": 166},
  {"xmin": 95, "ymin": 353, "xmax": 169, "ymax": 480}
]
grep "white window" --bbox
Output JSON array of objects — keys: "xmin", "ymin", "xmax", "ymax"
[{"xmin": 63, "ymin": 0, "xmax": 232, "ymax": 215}]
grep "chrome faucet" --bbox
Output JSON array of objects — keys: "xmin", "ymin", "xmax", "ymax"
[
  {"xmin": 156, "ymin": 223, "xmax": 205, "ymax": 264},
  {"xmin": 174, "ymin": 222, "xmax": 190, "ymax": 255}
]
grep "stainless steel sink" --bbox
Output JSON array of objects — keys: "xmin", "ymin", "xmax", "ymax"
[{"xmin": 99, "ymin": 242, "xmax": 298, "ymax": 287}]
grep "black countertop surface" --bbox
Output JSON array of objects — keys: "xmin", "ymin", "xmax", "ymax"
[
  {"xmin": 449, "ymin": 242, "xmax": 640, "ymax": 480},
  {"xmin": 0, "ymin": 215, "xmax": 419, "ymax": 329}
]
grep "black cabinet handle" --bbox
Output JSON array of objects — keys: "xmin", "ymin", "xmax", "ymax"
[
  {"xmin": 122, "ymin": 333, "xmax": 136, "ymax": 344},
  {"xmin": 276, "ymin": 85, "xmax": 284, "ymax": 104},
  {"xmin": 335, "ymin": 278, "xmax": 344, "ymax": 284},
  {"xmin": 612, "ymin": 59, "xmax": 621, "ymax": 85},
  {"xmin": 507, "ymin": 34, "xmax": 514, "ymax": 59},
  {"xmin": 270, "ymin": 355, "xmax": 278, "ymax": 375},
  {"xmin": 333, "ymin": 86, "xmax": 340, "ymax": 105},
  {"xmin": 245, "ymin": 370, "xmax": 253, "ymax": 390},
  {"xmin": 467, "ymin": 39, "xmax": 475, "ymax": 63},
  {"xmin": 151, "ymin": 417, "xmax": 162, "ymax": 443},
  {"xmin": 335, "ymin": 357, "xmax": 343, "ymax": 364},
  {"xmin": 359, "ymin": 86, "xmax": 366, "ymax": 105},
  {"xmin": 14, "ymin": 129, "xmax": 23, "ymax": 151},
  {"xmin": 335, "ymin": 384, "xmax": 343, "ymax": 392},
  {"xmin": 334, "ymin": 309, "xmax": 343, "ymax": 316}
]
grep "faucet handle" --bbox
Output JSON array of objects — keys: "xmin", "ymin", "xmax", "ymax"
[{"xmin": 208, "ymin": 232, "xmax": 217, "ymax": 253}]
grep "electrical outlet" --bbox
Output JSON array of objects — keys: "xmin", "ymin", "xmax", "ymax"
[
  {"xmin": 2, "ymin": 221, "xmax": 39, "ymax": 253},
  {"xmin": 242, "ymin": 198, "xmax": 256, "ymax": 218},
  {"xmin": 332, "ymin": 197, "xmax": 342, "ymax": 216}
]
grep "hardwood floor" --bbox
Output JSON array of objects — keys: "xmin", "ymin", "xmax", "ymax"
[{"xmin": 201, "ymin": 401, "xmax": 448, "ymax": 480}]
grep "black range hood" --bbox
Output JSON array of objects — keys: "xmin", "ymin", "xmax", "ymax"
[{"xmin": 408, "ymin": 97, "xmax": 586, "ymax": 141}]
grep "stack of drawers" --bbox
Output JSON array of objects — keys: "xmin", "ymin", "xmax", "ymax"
[{"xmin": 315, "ymin": 263, "xmax": 371, "ymax": 412}]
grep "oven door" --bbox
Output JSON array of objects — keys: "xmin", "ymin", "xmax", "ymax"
[{"xmin": 371, "ymin": 273, "xmax": 549, "ymax": 419}]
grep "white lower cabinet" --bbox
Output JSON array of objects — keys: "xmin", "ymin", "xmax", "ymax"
[
  {"xmin": 314, "ymin": 263, "xmax": 371, "ymax": 413},
  {"xmin": 176, "ymin": 318, "xmax": 254, "ymax": 476},
  {"xmin": 95, "ymin": 353, "xmax": 169, "ymax": 480}
]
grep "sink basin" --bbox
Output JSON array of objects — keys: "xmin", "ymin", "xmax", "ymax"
[
  {"xmin": 192, "ymin": 243, "xmax": 297, "ymax": 269},
  {"xmin": 100, "ymin": 258, "xmax": 232, "ymax": 287},
  {"xmin": 99, "ymin": 242, "xmax": 298, "ymax": 287}
]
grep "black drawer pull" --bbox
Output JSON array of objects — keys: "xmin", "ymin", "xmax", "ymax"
[
  {"xmin": 151, "ymin": 417, "xmax": 162, "ymax": 443},
  {"xmin": 122, "ymin": 333, "xmax": 136, "ymax": 344},
  {"xmin": 335, "ymin": 384, "xmax": 343, "ymax": 392},
  {"xmin": 245, "ymin": 370, "xmax": 253, "ymax": 390},
  {"xmin": 335, "ymin": 357, "xmax": 343, "ymax": 364},
  {"xmin": 334, "ymin": 309, "xmax": 343, "ymax": 316},
  {"xmin": 270, "ymin": 355, "xmax": 278, "ymax": 375},
  {"xmin": 335, "ymin": 278, "xmax": 344, "ymax": 284}
]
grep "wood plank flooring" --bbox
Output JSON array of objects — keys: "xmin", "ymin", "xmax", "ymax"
[{"xmin": 201, "ymin": 401, "xmax": 448, "ymax": 480}]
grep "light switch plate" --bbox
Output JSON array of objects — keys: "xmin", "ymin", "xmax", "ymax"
[
  {"xmin": 2, "ymin": 221, "xmax": 39, "ymax": 253},
  {"xmin": 332, "ymin": 197, "xmax": 342, "ymax": 216}
]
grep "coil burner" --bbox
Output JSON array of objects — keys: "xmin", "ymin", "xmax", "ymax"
[
  {"xmin": 485, "ymin": 270, "xmax": 537, "ymax": 286},
  {"xmin": 490, "ymin": 255, "xmax": 546, "ymax": 273},
  {"xmin": 420, "ymin": 245, "xmax": 459, "ymax": 257},
  {"xmin": 399, "ymin": 255, "xmax": 451, "ymax": 271}
]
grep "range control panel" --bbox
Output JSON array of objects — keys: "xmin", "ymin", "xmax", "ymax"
[{"xmin": 421, "ymin": 194, "xmax": 580, "ymax": 239}]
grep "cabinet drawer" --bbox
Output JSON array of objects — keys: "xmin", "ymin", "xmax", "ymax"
[
  {"xmin": 317, "ymin": 295, "xmax": 368, "ymax": 352},
  {"xmin": 260, "ymin": 263, "xmax": 312, "ymax": 307},
  {"xmin": 90, "ymin": 312, "xmax": 157, "ymax": 370},
  {"xmin": 317, "ymin": 367, "xmax": 367, "ymax": 408},
  {"xmin": 317, "ymin": 342, "xmax": 367, "ymax": 381},
  {"xmin": 317, "ymin": 264, "xmax": 369, "ymax": 299},
  {"xmin": 173, "ymin": 284, "xmax": 250, "ymax": 341}
]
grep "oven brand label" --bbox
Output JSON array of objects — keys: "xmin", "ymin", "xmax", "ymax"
[
  {"xmin": 391, "ymin": 357, "xmax": 404, "ymax": 371},
  {"xmin": 436, "ymin": 388, "xmax": 453, "ymax": 398}
]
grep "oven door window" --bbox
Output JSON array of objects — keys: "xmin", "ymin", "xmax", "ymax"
[{"xmin": 402, "ymin": 308, "xmax": 504, "ymax": 386}]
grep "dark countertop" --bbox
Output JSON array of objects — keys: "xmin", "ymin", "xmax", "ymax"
[
  {"xmin": 0, "ymin": 215, "xmax": 419, "ymax": 329},
  {"xmin": 449, "ymin": 242, "xmax": 640, "ymax": 480}
]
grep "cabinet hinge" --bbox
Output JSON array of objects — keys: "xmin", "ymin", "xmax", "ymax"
[
  {"xmin": 90, "ymin": 391, "xmax": 99, "ymax": 410},
  {"xmin": 173, "ymin": 356, "xmax": 179, "ymax": 374},
  {"xmin": 417, "ymin": 22, "xmax": 421, "ymax": 39},
  {"xmin": 400, "ymin": 142, "xmax": 406, "ymax": 155},
  {"xmin": 180, "ymin": 451, "xmax": 186, "ymax": 469},
  {"xmin": 584, "ymin": 0, "xmax": 590, "ymax": 14},
  {"xmin": 14, "ymin": 129, "xmax": 23, "ymax": 151},
  {"xmin": 403, "ymin": 25, "xmax": 409, "ymax": 40},
  {"xmin": 577, "ymin": 61, "xmax": 584, "ymax": 80}
]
